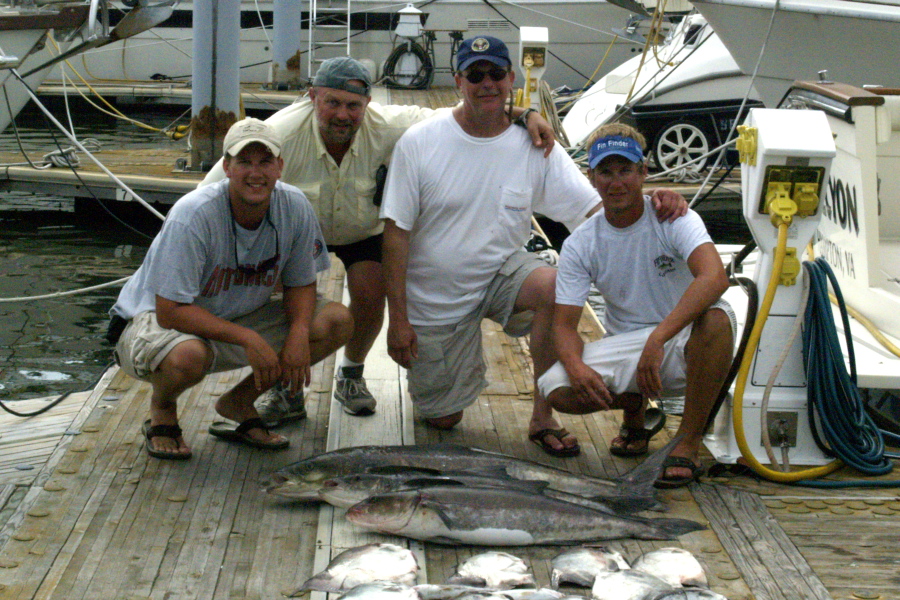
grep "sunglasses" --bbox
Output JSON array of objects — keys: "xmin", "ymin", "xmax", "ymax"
[
  {"xmin": 231, "ymin": 209, "xmax": 280, "ymax": 276},
  {"xmin": 462, "ymin": 67, "xmax": 509, "ymax": 84}
]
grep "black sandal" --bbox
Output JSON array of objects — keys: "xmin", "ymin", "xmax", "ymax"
[
  {"xmin": 654, "ymin": 456, "xmax": 704, "ymax": 488},
  {"xmin": 609, "ymin": 408, "xmax": 667, "ymax": 457},
  {"xmin": 142, "ymin": 419, "xmax": 192, "ymax": 460}
]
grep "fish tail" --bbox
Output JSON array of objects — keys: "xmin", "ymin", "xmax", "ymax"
[
  {"xmin": 617, "ymin": 435, "xmax": 683, "ymax": 492},
  {"xmin": 640, "ymin": 517, "xmax": 707, "ymax": 540}
]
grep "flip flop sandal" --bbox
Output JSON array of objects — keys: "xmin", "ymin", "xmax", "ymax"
[
  {"xmin": 654, "ymin": 455, "xmax": 704, "ymax": 489},
  {"xmin": 208, "ymin": 417, "xmax": 290, "ymax": 450},
  {"xmin": 529, "ymin": 427, "xmax": 581, "ymax": 458},
  {"xmin": 609, "ymin": 408, "xmax": 667, "ymax": 457},
  {"xmin": 142, "ymin": 419, "xmax": 192, "ymax": 460}
]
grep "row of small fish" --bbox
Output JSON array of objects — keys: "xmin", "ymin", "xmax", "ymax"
[
  {"xmin": 267, "ymin": 440, "xmax": 705, "ymax": 546},
  {"xmin": 292, "ymin": 543, "xmax": 729, "ymax": 600}
]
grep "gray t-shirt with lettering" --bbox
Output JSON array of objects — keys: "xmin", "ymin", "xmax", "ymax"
[{"xmin": 111, "ymin": 179, "xmax": 329, "ymax": 321}]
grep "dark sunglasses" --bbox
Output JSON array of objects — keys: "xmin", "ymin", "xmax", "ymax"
[
  {"xmin": 462, "ymin": 67, "xmax": 509, "ymax": 84},
  {"xmin": 231, "ymin": 209, "xmax": 280, "ymax": 276}
]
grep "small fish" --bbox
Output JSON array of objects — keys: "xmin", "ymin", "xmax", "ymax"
[
  {"xmin": 652, "ymin": 589, "xmax": 729, "ymax": 600},
  {"xmin": 294, "ymin": 543, "xmax": 418, "ymax": 594},
  {"xmin": 415, "ymin": 584, "xmax": 501, "ymax": 599},
  {"xmin": 501, "ymin": 589, "xmax": 580, "ymax": 599},
  {"xmin": 446, "ymin": 551, "xmax": 536, "ymax": 589},
  {"xmin": 268, "ymin": 439, "xmax": 685, "ymax": 513},
  {"xmin": 591, "ymin": 570, "xmax": 674, "ymax": 600},
  {"xmin": 631, "ymin": 547, "xmax": 708, "ymax": 588},
  {"xmin": 550, "ymin": 546, "xmax": 629, "ymax": 588},
  {"xmin": 338, "ymin": 582, "xmax": 420, "ymax": 599},
  {"xmin": 345, "ymin": 486, "xmax": 705, "ymax": 546}
]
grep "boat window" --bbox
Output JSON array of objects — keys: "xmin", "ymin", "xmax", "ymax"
[{"xmin": 684, "ymin": 23, "xmax": 705, "ymax": 47}]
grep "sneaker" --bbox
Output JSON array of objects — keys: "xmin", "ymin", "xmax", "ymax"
[
  {"xmin": 255, "ymin": 382, "xmax": 306, "ymax": 428},
  {"xmin": 334, "ymin": 365, "xmax": 377, "ymax": 416}
]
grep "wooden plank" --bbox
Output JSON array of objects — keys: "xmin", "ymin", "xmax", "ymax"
[{"xmin": 692, "ymin": 484, "xmax": 831, "ymax": 600}]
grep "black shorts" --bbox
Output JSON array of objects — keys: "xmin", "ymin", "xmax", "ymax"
[{"xmin": 330, "ymin": 234, "xmax": 383, "ymax": 270}]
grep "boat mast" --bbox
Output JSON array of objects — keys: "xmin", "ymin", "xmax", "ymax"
[{"xmin": 271, "ymin": 0, "xmax": 304, "ymax": 89}]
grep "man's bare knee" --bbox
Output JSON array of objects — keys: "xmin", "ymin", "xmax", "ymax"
[
  {"xmin": 425, "ymin": 411, "xmax": 463, "ymax": 430},
  {"xmin": 157, "ymin": 340, "xmax": 210, "ymax": 385},
  {"xmin": 314, "ymin": 303, "xmax": 354, "ymax": 346}
]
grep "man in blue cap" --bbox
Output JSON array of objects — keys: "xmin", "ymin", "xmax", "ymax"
[
  {"xmin": 380, "ymin": 39, "xmax": 688, "ymax": 457},
  {"xmin": 201, "ymin": 56, "xmax": 555, "ymax": 426},
  {"xmin": 538, "ymin": 123, "xmax": 734, "ymax": 486}
]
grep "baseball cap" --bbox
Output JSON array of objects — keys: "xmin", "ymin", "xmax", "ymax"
[
  {"xmin": 456, "ymin": 36, "xmax": 512, "ymax": 72},
  {"xmin": 312, "ymin": 56, "xmax": 372, "ymax": 96},
  {"xmin": 223, "ymin": 117, "xmax": 282, "ymax": 158},
  {"xmin": 588, "ymin": 135, "xmax": 644, "ymax": 169}
]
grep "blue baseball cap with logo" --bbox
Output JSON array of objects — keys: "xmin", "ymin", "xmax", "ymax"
[
  {"xmin": 588, "ymin": 135, "xmax": 644, "ymax": 169},
  {"xmin": 456, "ymin": 36, "xmax": 512, "ymax": 72}
]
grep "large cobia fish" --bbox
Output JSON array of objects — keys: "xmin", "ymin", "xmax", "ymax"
[
  {"xmin": 268, "ymin": 438, "xmax": 683, "ymax": 513},
  {"xmin": 318, "ymin": 468, "xmax": 550, "ymax": 509},
  {"xmin": 343, "ymin": 485, "xmax": 705, "ymax": 545}
]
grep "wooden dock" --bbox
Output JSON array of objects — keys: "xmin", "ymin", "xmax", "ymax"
[
  {"xmin": 2, "ymin": 252, "xmax": 900, "ymax": 599},
  {"xmin": 2, "ymin": 85, "xmax": 899, "ymax": 600}
]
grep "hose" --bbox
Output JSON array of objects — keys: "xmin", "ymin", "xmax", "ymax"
[
  {"xmin": 382, "ymin": 40, "xmax": 433, "ymax": 90},
  {"xmin": 801, "ymin": 258, "xmax": 892, "ymax": 475}
]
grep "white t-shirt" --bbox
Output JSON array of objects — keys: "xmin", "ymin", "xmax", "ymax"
[
  {"xmin": 111, "ymin": 179, "xmax": 328, "ymax": 321},
  {"xmin": 380, "ymin": 112, "xmax": 599, "ymax": 326},
  {"xmin": 555, "ymin": 197, "xmax": 712, "ymax": 336}
]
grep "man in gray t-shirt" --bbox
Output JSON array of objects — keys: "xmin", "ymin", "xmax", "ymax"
[{"xmin": 110, "ymin": 118, "xmax": 352, "ymax": 460}]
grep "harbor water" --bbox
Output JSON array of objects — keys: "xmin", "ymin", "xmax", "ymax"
[{"xmin": 0, "ymin": 105, "xmax": 185, "ymax": 402}]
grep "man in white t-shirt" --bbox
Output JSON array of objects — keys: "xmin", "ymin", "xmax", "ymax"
[
  {"xmin": 538, "ymin": 123, "xmax": 734, "ymax": 486},
  {"xmin": 380, "ymin": 37, "xmax": 687, "ymax": 457},
  {"xmin": 110, "ymin": 118, "xmax": 352, "ymax": 460}
]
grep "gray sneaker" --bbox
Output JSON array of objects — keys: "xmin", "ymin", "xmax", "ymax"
[
  {"xmin": 255, "ymin": 382, "xmax": 306, "ymax": 428},
  {"xmin": 334, "ymin": 366, "xmax": 376, "ymax": 416}
]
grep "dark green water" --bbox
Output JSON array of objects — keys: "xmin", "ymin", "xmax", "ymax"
[{"xmin": 0, "ymin": 106, "xmax": 182, "ymax": 401}]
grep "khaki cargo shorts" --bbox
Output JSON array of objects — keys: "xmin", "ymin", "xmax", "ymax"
[
  {"xmin": 408, "ymin": 251, "xmax": 550, "ymax": 419},
  {"xmin": 114, "ymin": 296, "xmax": 330, "ymax": 381}
]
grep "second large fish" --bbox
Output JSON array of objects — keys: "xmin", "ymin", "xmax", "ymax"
[{"xmin": 344, "ymin": 486, "xmax": 704, "ymax": 545}]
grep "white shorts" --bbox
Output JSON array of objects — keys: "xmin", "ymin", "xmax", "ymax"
[{"xmin": 538, "ymin": 300, "xmax": 736, "ymax": 398}]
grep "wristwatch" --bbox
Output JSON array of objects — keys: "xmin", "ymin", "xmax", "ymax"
[{"xmin": 515, "ymin": 107, "xmax": 538, "ymax": 128}]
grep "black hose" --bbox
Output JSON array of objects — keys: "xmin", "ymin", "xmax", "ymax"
[
  {"xmin": 382, "ymin": 41, "xmax": 434, "ymax": 90},
  {"xmin": 703, "ymin": 240, "xmax": 759, "ymax": 430}
]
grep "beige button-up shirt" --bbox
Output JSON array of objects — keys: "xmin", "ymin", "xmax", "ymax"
[{"xmin": 201, "ymin": 99, "xmax": 438, "ymax": 246}]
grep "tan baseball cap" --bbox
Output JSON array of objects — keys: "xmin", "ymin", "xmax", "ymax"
[{"xmin": 223, "ymin": 117, "xmax": 282, "ymax": 158}]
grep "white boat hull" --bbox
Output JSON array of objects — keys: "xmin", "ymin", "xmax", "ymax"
[
  {"xmin": 691, "ymin": 0, "xmax": 900, "ymax": 107},
  {"xmin": 0, "ymin": 3, "xmax": 95, "ymax": 134},
  {"xmin": 52, "ymin": 0, "xmax": 653, "ymax": 90}
]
